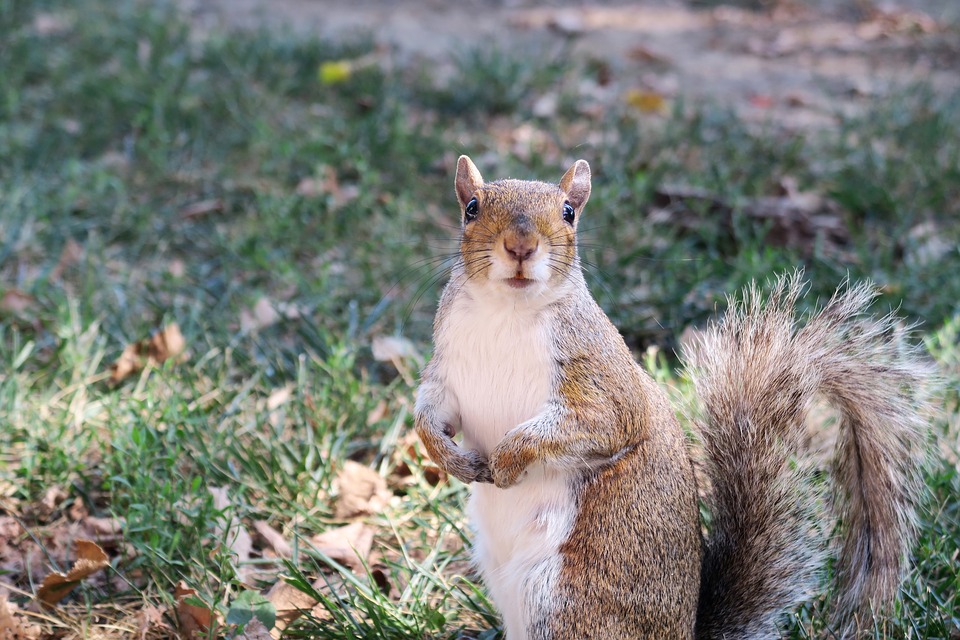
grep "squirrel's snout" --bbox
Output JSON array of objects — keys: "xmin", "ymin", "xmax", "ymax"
[{"xmin": 503, "ymin": 235, "xmax": 538, "ymax": 263}]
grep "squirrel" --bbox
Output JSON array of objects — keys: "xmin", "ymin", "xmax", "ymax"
[{"xmin": 413, "ymin": 156, "xmax": 930, "ymax": 639}]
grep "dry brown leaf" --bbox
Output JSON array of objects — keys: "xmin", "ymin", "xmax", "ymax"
[
  {"xmin": 391, "ymin": 431, "xmax": 446, "ymax": 486},
  {"xmin": 148, "ymin": 323, "xmax": 186, "ymax": 362},
  {"xmin": 626, "ymin": 44, "xmax": 669, "ymax": 64},
  {"xmin": 110, "ymin": 323, "xmax": 187, "ymax": 383},
  {"xmin": 366, "ymin": 399, "xmax": 389, "ymax": 426},
  {"xmin": 84, "ymin": 516, "xmax": 124, "ymax": 537},
  {"xmin": 266, "ymin": 386, "xmax": 292, "ymax": 411},
  {"xmin": 371, "ymin": 335, "xmax": 421, "ymax": 385},
  {"xmin": 0, "ymin": 290, "xmax": 37, "ymax": 317},
  {"xmin": 649, "ymin": 184, "xmax": 848, "ymax": 255},
  {"xmin": 110, "ymin": 343, "xmax": 142, "ymax": 384},
  {"xmin": 179, "ymin": 198, "xmax": 224, "ymax": 220},
  {"xmin": 252, "ymin": 521, "xmax": 292, "ymax": 558},
  {"xmin": 310, "ymin": 521, "xmax": 374, "ymax": 572},
  {"xmin": 174, "ymin": 582, "xmax": 216, "ymax": 637},
  {"xmin": 0, "ymin": 594, "xmax": 42, "ymax": 639},
  {"xmin": 237, "ymin": 617, "xmax": 273, "ymax": 640},
  {"xmin": 136, "ymin": 603, "xmax": 172, "ymax": 640},
  {"xmin": 81, "ymin": 516, "xmax": 124, "ymax": 549},
  {"xmin": 265, "ymin": 579, "xmax": 325, "ymax": 638},
  {"xmin": 40, "ymin": 486, "xmax": 68, "ymax": 519},
  {"xmin": 208, "ymin": 487, "xmax": 253, "ymax": 582},
  {"xmin": 36, "ymin": 539, "xmax": 109, "ymax": 606},
  {"xmin": 240, "ymin": 298, "xmax": 281, "ymax": 333},
  {"xmin": 370, "ymin": 336, "xmax": 419, "ymax": 363},
  {"xmin": 334, "ymin": 461, "xmax": 391, "ymax": 520}
]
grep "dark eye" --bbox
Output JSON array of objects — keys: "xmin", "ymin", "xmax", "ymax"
[
  {"xmin": 562, "ymin": 202, "xmax": 575, "ymax": 224},
  {"xmin": 465, "ymin": 197, "xmax": 479, "ymax": 223}
]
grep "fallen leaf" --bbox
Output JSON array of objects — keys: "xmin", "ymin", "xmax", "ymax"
[
  {"xmin": 109, "ymin": 323, "xmax": 187, "ymax": 383},
  {"xmin": 208, "ymin": 487, "xmax": 253, "ymax": 582},
  {"xmin": 252, "ymin": 521, "xmax": 292, "ymax": 558},
  {"xmin": 36, "ymin": 539, "xmax": 109, "ymax": 606},
  {"xmin": 40, "ymin": 486, "xmax": 68, "ymax": 519},
  {"xmin": 625, "ymin": 89, "xmax": 668, "ymax": 114},
  {"xmin": 265, "ymin": 579, "xmax": 324, "ymax": 638},
  {"xmin": 749, "ymin": 94, "xmax": 775, "ymax": 109},
  {"xmin": 110, "ymin": 343, "xmax": 142, "ymax": 384},
  {"xmin": 0, "ymin": 290, "xmax": 37, "ymax": 317},
  {"xmin": 179, "ymin": 199, "xmax": 224, "ymax": 220},
  {"xmin": 649, "ymin": 184, "xmax": 848, "ymax": 256},
  {"xmin": 236, "ymin": 617, "xmax": 273, "ymax": 640},
  {"xmin": 626, "ymin": 44, "xmax": 669, "ymax": 64},
  {"xmin": 148, "ymin": 323, "xmax": 186, "ymax": 362},
  {"xmin": 366, "ymin": 399, "xmax": 389, "ymax": 426},
  {"xmin": 84, "ymin": 516, "xmax": 124, "ymax": 537},
  {"xmin": 333, "ymin": 461, "xmax": 391, "ymax": 520},
  {"xmin": 310, "ymin": 521, "xmax": 374, "ymax": 572},
  {"xmin": 319, "ymin": 61, "xmax": 353, "ymax": 84},
  {"xmin": 380, "ymin": 335, "xmax": 423, "ymax": 361},
  {"xmin": 174, "ymin": 582, "xmax": 216, "ymax": 637},
  {"xmin": 240, "ymin": 298, "xmax": 280, "ymax": 333},
  {"xmin": 136, "ymin": 604, "xmax": 171, "ymax": 640},
  {"xmin": 266, "ymin": 386, "xmax": 292, "ymax": 412},
  {"xmin": 67, "ymin": 499, "xmax": 88, "ymax": 522},
  {"xmin": 391, "ymin": 431, "xmax": 445, "ymax": 486},
  {"xmin": 0, "ymin": 595, "xmax": 41, "ymax": 639},
  {"xmin": 82, "ymin": 516, "xmax": 124, "ymax": 549}
]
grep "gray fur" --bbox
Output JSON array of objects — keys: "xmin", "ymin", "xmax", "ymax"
[{"xmin": 686, "ymin": 271, "xmax": 931, "ymax": 638}]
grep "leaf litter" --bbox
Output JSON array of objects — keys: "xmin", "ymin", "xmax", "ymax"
[{"xmin": 109, "ymin": 323, "xmax": 187, "ymax": 384}]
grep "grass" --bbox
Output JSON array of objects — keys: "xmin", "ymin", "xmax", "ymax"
[{"xmin": 0, "ymin": 0, "xmax": 958, "ymax": 637}]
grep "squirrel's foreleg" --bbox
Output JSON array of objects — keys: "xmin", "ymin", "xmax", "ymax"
[
  {"xmin": 489, "ymin": 399, "xmax": 633, "ymax": 488},
  {"xmin": 415, "ymin": 381, "xmax": 493, "ymax": 485}
]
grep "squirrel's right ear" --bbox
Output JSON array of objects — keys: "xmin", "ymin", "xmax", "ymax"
[
  {"xmin": 559, "ymin": 160, "xmax": 591, "ymax": 212},
  {"xmin": 455, "ymin": 155, "xmax": 484, "ymax": 209}
]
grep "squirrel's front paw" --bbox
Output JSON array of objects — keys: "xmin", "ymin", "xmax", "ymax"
[
  {"xmin": 447, "ymin": 449, "xmax": 493, "ymax": 485},
  {"xmin": 490, "ymin": 437, "xmax": 535, "ymax": 489}
]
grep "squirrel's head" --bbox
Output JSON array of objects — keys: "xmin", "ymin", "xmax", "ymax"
[{"xmin": 454, "ymin": 155, "xmax": 591, "ymax": 296}]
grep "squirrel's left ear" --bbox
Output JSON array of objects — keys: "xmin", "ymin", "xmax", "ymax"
[
  {"xmin": 559, "ymin": 160, "xmax": 591, "ymax": 212},
  {"xmin": 455, "ymin": 155, "xmax": 484, "ymax": 209}
]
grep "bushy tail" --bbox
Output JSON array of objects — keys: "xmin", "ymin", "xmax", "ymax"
[{"xmin": 686, "ymin": 272, "xmax": 931, "ymax": 639}]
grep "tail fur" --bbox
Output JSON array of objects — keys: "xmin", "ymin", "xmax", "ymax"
[{"xmin": 687, "ymin": 272, "xmax": 930, "ymax": 639}]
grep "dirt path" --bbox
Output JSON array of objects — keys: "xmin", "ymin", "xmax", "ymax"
[{"xmin": 177, "ymin": 0, "xmax": 959, "ymax": 129}]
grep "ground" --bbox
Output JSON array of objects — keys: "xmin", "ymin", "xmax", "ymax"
[{"xmin": 179, "ymin": 0, "xmax": 960, "ymax": 130}]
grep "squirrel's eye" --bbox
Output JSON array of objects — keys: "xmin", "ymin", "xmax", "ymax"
[
  {"xmin": 562, "ymin": 202, "xmax": 576, "ymax": 225},
  {"xmin": 464, "ymin": 197, "xmax": 479, "ymax": 223}
]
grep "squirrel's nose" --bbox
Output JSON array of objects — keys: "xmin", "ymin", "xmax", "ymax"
[{"xmin": 504, "ymin": 236, "xmax": 538, "ymax": 263}]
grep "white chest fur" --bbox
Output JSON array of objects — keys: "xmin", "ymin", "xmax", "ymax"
[
  {"xmin": 434, "ymin": 285, "xmax": 575, "ymax": 639},
  {"xmin": 437, "ymin": 286, "xmax": 554, "ymax": 455}
]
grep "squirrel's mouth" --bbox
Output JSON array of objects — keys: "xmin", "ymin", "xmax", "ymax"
[{"xmin": 505, "ymin": 276, "xmax": 534, "ymax": 289}]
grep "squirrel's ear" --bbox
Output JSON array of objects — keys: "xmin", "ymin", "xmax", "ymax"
[
  {"xmin": 455, "ymin": 155, "xmax": 484, "ymax": 209},
  {"xmin": 559, "ymin": 160, "xmax": 591, "ymax": 211}
]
